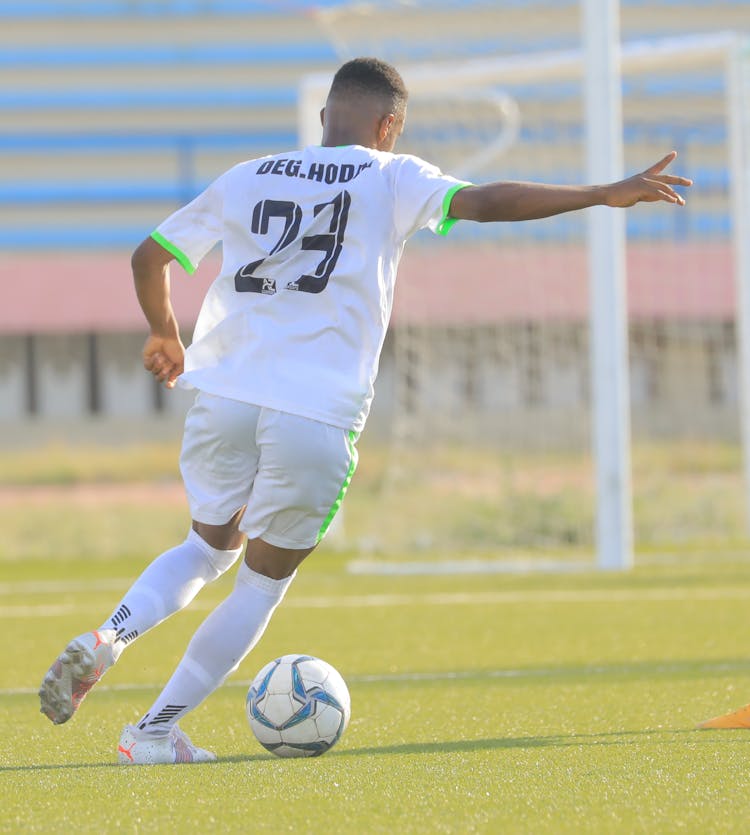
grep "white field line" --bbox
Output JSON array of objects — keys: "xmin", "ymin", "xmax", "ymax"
[
  {"xmin": 2, "ymin": 586, "xmax": 750, "ymax": 619},
  {"xmin": 3, "ymin": 660, "xmax": 748, "ymax": 698},
  {"xmin": 0, "ymin": 579, "xmax": 132, "ymax": 595},
  {"xmin": 349, "ymin": 552, "xmax": 750, "ymax": 576},
  {"xmin": 347, "ymin": 559, "xmax": 593, "ymax": 575}
]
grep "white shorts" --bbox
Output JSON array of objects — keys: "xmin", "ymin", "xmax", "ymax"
[{"xmin": 179, "ymin": 391, "xmax": 358, "ymax": 549}]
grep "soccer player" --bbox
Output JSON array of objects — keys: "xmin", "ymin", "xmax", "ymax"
[{"xmin": 39, "ymin": 57, "xmax": 692, "ymax": 764}]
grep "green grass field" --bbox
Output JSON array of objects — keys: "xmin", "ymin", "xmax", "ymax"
[
  {"xmin": 6, "ymin": 553, "xmax": 750, "ymax": 832},
  {"xmin": 3, "ymin": 440, "xmax": 750, "ymax": 832}
]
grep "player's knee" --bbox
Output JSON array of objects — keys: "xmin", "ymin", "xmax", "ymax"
[
  {"xmin": 191, "ymin": 509, "xmax": 245, "ymax": 551},
  {"xmin": 244, "ymin": 538, "xmax": 315, "ymax": 580},
  {"xmin": 187, "ymin": 527, "xmax": 244, "ymax": 576}
]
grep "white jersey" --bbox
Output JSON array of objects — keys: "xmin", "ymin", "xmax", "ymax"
[{"xmin": 153, "ymin": 144, "xmax": 469, "ymax": 432}]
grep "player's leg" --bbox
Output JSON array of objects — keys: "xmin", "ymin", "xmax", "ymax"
[
  {"xmin": 39, "ymin": 393, "xmax": 255, "ymax": 725},
  {"xmin": 118, "ymin": 536, "xmax": 312, "ymax": 764},
  {"xmin": 118, "ymin": 409, "xmax": 358, "ymax": 764},
  {"xmin": 38, "ymin": 516, "xmax": 247, "ymax": 726},
  {"xmin": 99, "ymin": 512, "xmax": 246, "ymax": 653}
]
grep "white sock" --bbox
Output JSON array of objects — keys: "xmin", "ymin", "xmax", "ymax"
[
  {"xmin": 100, "ymin": 529, "xmax": 243, "ymax": 657},
  {"xmin": 136, "ymin": 562, "xmax": 295, "ymax": 735}
]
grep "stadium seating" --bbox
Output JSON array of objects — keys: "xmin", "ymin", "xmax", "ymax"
[
  {"xmin": 0, "ymin": 0, "xmax": 747, "ymax": 427},
  {"xmin": 0, "ymin": 0, "xmax": 744, "ymax": 249}
]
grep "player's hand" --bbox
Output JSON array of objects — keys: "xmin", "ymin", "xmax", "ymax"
[
  {"xmin": 604, "ymin": 151, "xmax": 693, "ymax": 208},
  {"xmin": 142, "ymin": 333, "xmax": 185, "ymax": 389}
]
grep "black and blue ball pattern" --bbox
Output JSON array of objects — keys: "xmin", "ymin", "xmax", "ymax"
[{"xmin": 246, "ymin": 654, "xmax": 351, "ymax": 758}]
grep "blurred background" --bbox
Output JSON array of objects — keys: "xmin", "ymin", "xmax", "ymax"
[{"xmin": 1, "ymin": 0, "xmax": 749, "ymax": 564}]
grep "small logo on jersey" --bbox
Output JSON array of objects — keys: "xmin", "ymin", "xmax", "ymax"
[{"xmin": 235, "ymin": 260, "xmax": 277, "ymax": 295}]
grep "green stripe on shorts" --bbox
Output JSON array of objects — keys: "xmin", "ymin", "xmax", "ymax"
[{"xmin": 316, "ymin": 429, "xmax": 359, "ymax": 544}]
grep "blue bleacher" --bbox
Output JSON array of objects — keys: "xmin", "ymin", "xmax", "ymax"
[
  {"xmin": 0, "ymin": 88, "xmax": 297, "ymax": 110},
  {"xmin": 0, "ymin": 0, "xmax": 568, "ymax": 19},
  {"xmin": 0, "ymin": 43, "xmax": 338, "ymax": 67},
  {"xmin": 1, "ymin": 0, "xmax": 744, "ymax": 250},
  {"xmin": 0, "ymin": 118, "xmax": 719, "ymax": 246},
  {"xmin": 0, "ymin": 118, "xmax": 726, "ymax": 248},
  {"xmin": 0, "ymin": 1, "xmax": 359, "ymax": 17},
  {"xmin": 3, "ymin": 0, "xmax": 748, "ymax": 18},
  {"xmin": 1, "ymin": 37, "xmax": 581, "ymax": 67},
  {"xmin": 0, "ymin": 73, "xmax": 726, "ymax": 119}
]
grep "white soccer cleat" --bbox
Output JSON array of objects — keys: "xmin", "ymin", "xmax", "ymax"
[
  {"xmin": 39, "ymin": 629, "xmax": 118, "ymax": 725},
  {"xmin": 117, "ymin": 724, "xmax": 217, "ymax": 765}
]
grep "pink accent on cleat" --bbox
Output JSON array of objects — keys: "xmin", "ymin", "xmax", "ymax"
[
  {"xmin": 117, "ymin": 724, "xmax": 216, "ymax": 765},
  {"xmin": 39, "ymin": 629, "xmax": 117, "ymax": 724}
]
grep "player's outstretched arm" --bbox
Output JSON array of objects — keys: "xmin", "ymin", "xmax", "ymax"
[
  {"xmin": 449, "ymin": 151, "xmax": 692, "ymax": 223},
  {"xmin": 132, "ymin": 236, "xmax": 186, "ymax": 389}
]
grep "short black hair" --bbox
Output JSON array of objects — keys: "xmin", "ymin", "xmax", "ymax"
[{"xmin": 328, "ymin": 57, "xmax": 408, "ymax": 117}]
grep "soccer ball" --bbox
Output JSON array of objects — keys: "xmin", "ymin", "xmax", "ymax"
[{"xmin": 246, "ymin": 654, "xmax": 351, "ymax": 758}]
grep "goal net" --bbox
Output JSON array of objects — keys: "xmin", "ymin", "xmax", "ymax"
[{"xmin": 300, "ymin": 7, "xmax": 750, "ymax": 570}]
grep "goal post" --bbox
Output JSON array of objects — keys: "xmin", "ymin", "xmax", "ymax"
[
  {"xmin": 583, "ymin": 0, "xmax": 632, "ymax": 570},
  {"xmin": 298, "ymin": 29, "xmax": 750, "ymax": 569}
]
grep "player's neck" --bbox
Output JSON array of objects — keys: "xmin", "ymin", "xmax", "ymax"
[{"xmin": 320, "ymin": 129, "xmax": 375, "ymax": 150}]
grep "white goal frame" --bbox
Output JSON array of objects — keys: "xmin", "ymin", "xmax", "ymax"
[{"xmin": 298, "ymin": 28, "xmax": 750, "ymax": 571}]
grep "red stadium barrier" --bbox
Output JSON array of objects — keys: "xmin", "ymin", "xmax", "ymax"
[{"xmin": 0, "ymin": 241, "xmax": 733, "ymax": 333}]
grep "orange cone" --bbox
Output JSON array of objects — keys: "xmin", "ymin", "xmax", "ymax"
[{"xmin": 697, "ymin": 703, "xmax": 750, "ymax": 729}]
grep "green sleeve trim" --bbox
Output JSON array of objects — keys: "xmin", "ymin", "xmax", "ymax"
[
  {"xmin": 436, "ymin": 182, "xmax": 472, "ymax": 236},
  {"xmin": 150, "ymin": 230, "xmax": 196, "ymax": 275}
]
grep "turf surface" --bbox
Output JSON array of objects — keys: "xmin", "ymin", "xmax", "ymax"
[{"xmin": 4, "ymin": 550, "xmax": 750, "ymax": 833}]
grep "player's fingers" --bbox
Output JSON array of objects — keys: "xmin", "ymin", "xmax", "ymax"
[
  {"xmin": 149, "ymin": 352, "xmax": 179, "ymax": 377},
  {"xmin": 164, "ymin": 363, "xmax": 184, "ymax": 388},
  {"xmin": 641, "ymin": 177, "xmax": 685, "ymax": 204},
  {"xmin": 147, "ymin": 360, "xmax": 168, "ymax": 378},
  {"xmin": 657, "ymin": 174, "xmax": 693, "ymax": 187},
  {"xmin": 645, "ymin": 150, "xmax": 677, "ymax": 175},
  {"xmin": 147, "ymin": 354, "xmax": 172, "ymax": 381},
  {"xmin": 654, "ymin": 188, "xmax": 683, "ymax": 205},
  {"xmin": 143, "ymin": 350, "xmax": 163, "ymax": 371},
  {"xmin": 157, "ymin": 363, "xmax": 176, "ymax": 382}
]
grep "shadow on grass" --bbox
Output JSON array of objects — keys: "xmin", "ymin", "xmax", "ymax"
[
  {"xmin": 221, "ymin": 727, "xmax": 741, "ymax": 763},
  {"xmin": 346, "ymin": 657, "xmax": 750, "ymax": 688},
  {"xmin": 0, "ymin": 753, "xmax": 269, "ymax": 773},
  {"xmin": 3, "ymin": 727, "xmax": 748, "ymax": 772},
  {"xmin": 307, "ymin": 728, "xmax": 723, "ymax": 758}
]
